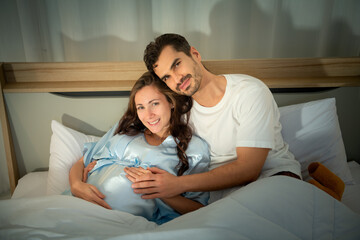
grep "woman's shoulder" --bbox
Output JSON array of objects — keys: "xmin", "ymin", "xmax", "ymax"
[
  {"xmin": 184, "ymin": 135, "xmax": 210, "ymax": 171},
  {"xmin": 187, "ymin": 135, "xmax": 210, "ymax": 154},
  {"xmin": 190, "ymin": 134, "xmax": 207, "ymax": 144}
]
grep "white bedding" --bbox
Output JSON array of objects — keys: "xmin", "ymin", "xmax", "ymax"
[
  {"xmin": 3, "ymin": 98, "xmax": 360, "ymax": 239},
  {"xmin": 2, "ymin": 176, "xmax": 360, "ymax": 240},
  {"xmin": 342, "ymin": 161, "xmax": 360, "ymax": 214},
  {"xmin": 11, "ymin": 161, "xmax": 360, "ymax": 214}
]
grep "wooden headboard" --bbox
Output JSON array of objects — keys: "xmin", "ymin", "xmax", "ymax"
[{"xmin": 1, "ymin": 57, "xmax": 360, "ymax": 194}]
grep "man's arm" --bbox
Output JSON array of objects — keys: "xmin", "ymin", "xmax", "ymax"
[
  {"xmin": 161, "ymin": 196, "xmax": 205, "ymax": 214},
  {"xmin": 125, "ymin": 147, "xmax": 269, "ymax": 199},
  {"xmin": 69, "ymin": 157, "xmax": 111, "ymax": 209}
]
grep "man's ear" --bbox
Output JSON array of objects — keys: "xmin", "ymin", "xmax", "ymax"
[{"xmin": 190, "ymin": 46, "xmax": 201, "ymax": 61}]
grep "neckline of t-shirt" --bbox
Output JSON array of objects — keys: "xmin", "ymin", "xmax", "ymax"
[{"xmin": 193, "ymin": 74, "xmax": 230, "ymax": 113}]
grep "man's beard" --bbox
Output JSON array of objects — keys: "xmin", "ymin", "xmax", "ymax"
[{"xmin": 176, "ymin": 64, "xmax": 201, "ymax": 96}]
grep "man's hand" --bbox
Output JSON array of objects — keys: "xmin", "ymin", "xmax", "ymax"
[
  {"xmin": 71, "ymin": 181, "xmax": 111, "ymax": 209},
  {"xmin": 124, "ymin": 167, "xmax": 183, "ymax": 199}
]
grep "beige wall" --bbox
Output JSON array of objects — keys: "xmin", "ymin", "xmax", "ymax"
[{"xmin": 0, "ymin": 93, "xmax": 129, "ymax": 180}]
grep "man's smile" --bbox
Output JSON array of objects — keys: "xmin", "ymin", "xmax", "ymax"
[{"xmin": 178, "ymin": 75, "xmax": 191, "ymax": 91}]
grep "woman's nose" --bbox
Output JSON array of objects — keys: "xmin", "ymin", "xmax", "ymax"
[{"xmin": 146, "ymin": 108, "xmax": 154, "ymax": 118}]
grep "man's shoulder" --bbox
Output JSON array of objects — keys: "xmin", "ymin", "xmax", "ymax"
[
  {"xmin": 224, "ymin": 74, "xmax": 265, "ymax": 87},
  {"xmin": 223, "ymin": 74, "xmax": 268, "ymax": 99}
]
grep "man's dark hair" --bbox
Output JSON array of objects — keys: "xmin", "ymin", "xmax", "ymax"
[{"xmin": 144, "ymin": 33, "xmax": 191, "ymax": 73}]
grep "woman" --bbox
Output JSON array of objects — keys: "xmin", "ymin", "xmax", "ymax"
[{"xmin": 67, "ymin": 72, "xmax": 210, "ymax": 224}]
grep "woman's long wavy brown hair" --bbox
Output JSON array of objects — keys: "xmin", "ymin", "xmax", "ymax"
[{"xmin": 115, "ymin": 72, "xmax": 193, "ymax": 176}]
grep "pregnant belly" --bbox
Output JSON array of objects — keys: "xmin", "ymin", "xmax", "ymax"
[{"xmin": 87, "ymin": 164, "xmax": 156, "ymax": 220}]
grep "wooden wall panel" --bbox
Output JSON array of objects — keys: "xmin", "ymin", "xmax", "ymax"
[{"xmin": 2, "ymin": 58, "xmax": 360, "ymax": 92}]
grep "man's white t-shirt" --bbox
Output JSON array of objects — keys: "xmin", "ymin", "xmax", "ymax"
[{"xmin": 189, "ymin": 74, "xmax": 301, "ymax": 180}]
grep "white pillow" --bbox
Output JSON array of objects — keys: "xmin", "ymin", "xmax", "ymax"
[
  {"xmin": 279, "ymin": 98, "xmax": 354, "ymax": 184},
  {"xmin": 12, "ymin": 172, "xmax": 48, "ymax": 198},
  {"xmin": 47, "ymin": 98, "xmax": 353, "ymax": 195},
  {"xmin": 47, "ymin": 120, "xmax": 100, "ymax": 195}
]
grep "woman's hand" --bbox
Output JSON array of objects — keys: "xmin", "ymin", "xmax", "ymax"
[
  {"xmin": 124, "ymin": 167, "xmax": 152, "ymax": 182},
  {"xmin": 82, "ymin": 161, "xmax": 96, "ymax": 182},
  {"xmin": 71, "ymin": 181, "xmax": 112, "ymax": 209},
  {"xmin": 69, "ymin": 157, "xmax": 110, "ymax": 209}
]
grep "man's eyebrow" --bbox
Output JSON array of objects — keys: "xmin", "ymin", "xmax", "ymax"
[
  {"xmin": 159, "ymin": 58, "xmax": 180, "ymax": 81},
  {"xmin": 160, "ymin": 58, "xmax": 180, "ymax": 81},
  {"xmin": 170, "ymin": 58, "xmax": 180, "ymax": 70}
]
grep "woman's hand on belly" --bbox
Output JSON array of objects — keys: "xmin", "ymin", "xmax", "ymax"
[
  {"xmin": 71, "ymin": 181, "xmax": 112, "ymax": 210},
  {"xmin": 124, "ymin": 167, "xmax": 152, "ymax": 182},
  {"xmin": 83, "ymin": 161, "xmax": 97, "ymax": 182}
]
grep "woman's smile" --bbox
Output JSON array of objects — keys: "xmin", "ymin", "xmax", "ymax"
[
  {"xmin": 148, "ymin": 119, "xmax": 160, "ymax": 125},
  {"xmin": 135, "ymin": 85, "xmax": 172, "ymax": 139}
]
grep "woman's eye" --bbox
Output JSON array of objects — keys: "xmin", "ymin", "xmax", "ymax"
[
  {"xmin": 175, "ymin": 61, "xmax": 181, "ymax": 67},
  {"xmin": 137, "ymin": 106, "xmax": 144, "ymax": 110},
  {"xmin": 152, "ymin": 102, "xmax": 159, "ymax": 106}
]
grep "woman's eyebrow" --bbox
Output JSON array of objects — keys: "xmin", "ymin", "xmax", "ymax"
[
  {"xmin": 136, "ymin": 99, "xmax": 160, "ymax": 106},
  {"xmin": 148, "ymin": 99, "xmax": 160, "ymax": 104}
]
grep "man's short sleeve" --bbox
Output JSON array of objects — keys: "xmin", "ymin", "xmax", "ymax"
[{"xmin": 235, "ymin": 86, "xmax": 276, "ymax": 149}]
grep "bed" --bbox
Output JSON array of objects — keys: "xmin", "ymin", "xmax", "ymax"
[{"xmin": 1, "ymin": 58, "xmax": 360, "ymax": 239}]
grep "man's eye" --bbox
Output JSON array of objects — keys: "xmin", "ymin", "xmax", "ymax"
[
  {"xmin": 175, "ymin": 61, "xmax": 181, "ymax": 67},
  {"xmin": 163, "ymin": 76, "xmax": 168, "ymax": 82}
]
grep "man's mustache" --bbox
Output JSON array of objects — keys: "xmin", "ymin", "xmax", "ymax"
[{"xmin": 176, "ymin": 74, "xmax": 192, "ymax": 91}]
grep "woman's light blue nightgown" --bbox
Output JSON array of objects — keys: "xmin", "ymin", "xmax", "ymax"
[{"xmin": 80, "ymin": 122, "xmax": 210, "ymax": 224}]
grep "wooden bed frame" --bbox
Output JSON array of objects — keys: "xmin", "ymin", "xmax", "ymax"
[{"xmin": 1, "ymin": 57, "xmax": 360, "ymax": 194}]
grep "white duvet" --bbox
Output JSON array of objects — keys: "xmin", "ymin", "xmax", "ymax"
[{"xmin": 1, "ymin": 176, "xmax": 360, "ymax": 240}]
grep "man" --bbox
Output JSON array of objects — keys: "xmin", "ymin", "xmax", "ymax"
[{"xmin": 124, "ymin": 33, "xmax": 301, "ymax": 202}]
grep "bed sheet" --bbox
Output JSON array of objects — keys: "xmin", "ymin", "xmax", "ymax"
[
  {"xmin": 342, "ymin": 161, "xmax": 360, "ymax": 214},
  {"xmin": 2, "ymin": 176, "xmax": 360, "ymax": 240},
  {"xmin": 11, "ymin": 162, "xmax": 360, "ymax": 214}
]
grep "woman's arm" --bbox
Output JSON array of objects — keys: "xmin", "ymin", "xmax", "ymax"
[
  {"xmin": 69, "ymin": 156, "xmax": 111, "ymax": 209},
  {"xmin": 161, "ymin": 195, "xmax": 204, "ymax": 214},
  {"xmin": 69, "ymin": 157, "xmax": 85, "ymax": 187}
]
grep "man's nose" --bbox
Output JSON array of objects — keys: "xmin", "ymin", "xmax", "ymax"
[{"xmin": 173, "ymin": 73, "xmax": 183, "ymax": 84}]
